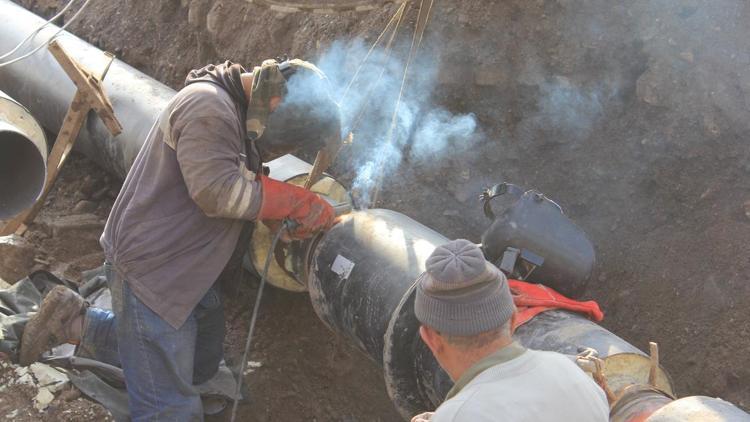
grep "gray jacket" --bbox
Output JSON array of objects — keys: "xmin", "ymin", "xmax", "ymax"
[{"xmin": 101, "ymin": 77, "xmax": 262, "ymax": 329}]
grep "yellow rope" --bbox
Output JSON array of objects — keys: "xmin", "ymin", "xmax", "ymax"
[
  {"xmin": 307, "ymin": 2, "xmax": 407, "ymax": 189},
  {"xmin": 347, "ymin": 2, "xmax": 407, "ymax": 133},
  {"xmin": 370, "ymin": 0, "xmax": 435, "ymax": 206},
  {"xmin": 339, "ymin": 1, "xmax": 407, "ymax": 104}
]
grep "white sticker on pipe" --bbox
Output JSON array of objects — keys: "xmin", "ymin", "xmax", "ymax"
[{"xmin": 332, "ymin": 255, "xmax": 355, "ymax": 280}]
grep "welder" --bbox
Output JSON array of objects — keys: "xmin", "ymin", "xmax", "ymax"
[{"xmin": 19, "ymin": 58, "xmax": 341, "ymax": 420}]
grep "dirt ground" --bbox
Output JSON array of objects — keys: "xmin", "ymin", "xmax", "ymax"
[{"xmin": 4, "ymin": 0, "xmax": 750, "ymax": 420}]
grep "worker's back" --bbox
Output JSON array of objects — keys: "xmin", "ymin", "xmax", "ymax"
[{"xmin": 432, "ymin": 348, "xmax": 609, "ymax": 422}]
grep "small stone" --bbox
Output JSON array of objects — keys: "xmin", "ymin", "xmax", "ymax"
[
  {"xmin": 30, "ymin": 363, "xmax": 69, "ymax": 393},
  {"xmin": 34, "ymin": 387, "xmax": 55, "ymax": 410},
  {"xmin": 58, "ymin": 388, "xmax": 81, "ymax": 402},
  {"xmin": 14, "ymin": 366, "xmax": 29, "ymax": 378},
  {"xmin": 72, "ymin": 200, "xmax": 98, "ymax": 214},
  {"xmin": 206, "ymin": 2, "xmax": 224, "ymax": 37},
  {"xmin": 45, "ymin": 214, "xmax": 105, "ymax": 238},
  {"xmin": 0, "ymin": 235, "xmax": 35, "ymax": 283},
  {"xmin": 72, "ymin": 190, "xmax": 87, "ymax": 202},
  {"xmin": 743, "ymin": 200, "xmax": 750, "ymax": 220},
  {"xmin": 188, "ymin": 0, "xmax": 211, "ymax": 28},
  {"xmin": 243, "ymin": 360, "xmax": 263, "ymax": 376},
  {"xmin": 17, "ymin": 373, "xmax": 34, "ymax": 386},
  {"xmin": 90, "ymin": 186, "xmax": 111, "ymax": 201},
  {"xmin": 78, "ymin": 175, "xmax": 99, "ymax": 196}
]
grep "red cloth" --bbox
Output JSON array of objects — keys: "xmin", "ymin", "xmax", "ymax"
[{"xmin": 509, "ymin": 280, "xmax": 604, "ymax": 329}]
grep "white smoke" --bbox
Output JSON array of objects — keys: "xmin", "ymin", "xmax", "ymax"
[{"xmin": 287, "ymin": 39, "xmax": 480, "ymax": 208}]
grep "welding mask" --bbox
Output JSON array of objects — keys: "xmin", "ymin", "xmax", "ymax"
[{"xmin": 249, "ymin": 58, "xmax": 342, "ymax": 162}]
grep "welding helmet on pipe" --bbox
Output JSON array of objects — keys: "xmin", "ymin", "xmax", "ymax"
[{"xmin": 249, "ymin": 58, "xmax": 342, "ymax": 162}]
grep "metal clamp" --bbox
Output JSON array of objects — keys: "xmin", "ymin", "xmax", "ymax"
[
  {"xmin": 479, "ymin": 182, "xmax": 524, "ymax": 220},
  {"xmin": 496, "ymin": 246, "xmax": 545, "ymax": 280}
]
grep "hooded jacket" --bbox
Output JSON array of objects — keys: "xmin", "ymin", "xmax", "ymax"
[{"xmin": 100, "ymin": 62, "xmax": 262, "ymax": 328}]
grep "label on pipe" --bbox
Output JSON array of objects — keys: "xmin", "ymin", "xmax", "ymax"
[{"xmin": 332, "ymin": 255, "xmax": 355, "ymax": 280}]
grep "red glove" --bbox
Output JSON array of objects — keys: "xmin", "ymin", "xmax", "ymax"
[{"xmin": 258, "ymin": 175, "xmax": 336, "ymax": 239}]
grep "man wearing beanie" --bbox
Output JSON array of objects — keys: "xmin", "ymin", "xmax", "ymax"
[{"xmin": 412, "ymin": 239, "xmax": 609, "ymax": 422}]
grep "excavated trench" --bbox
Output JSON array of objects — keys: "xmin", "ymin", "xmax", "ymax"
[{"xmin": 2, "ymin": 0, "xmax": 750, "ymax": 420}]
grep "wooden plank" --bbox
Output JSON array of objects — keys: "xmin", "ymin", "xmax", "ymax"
[
  {"xmin": 1, "ymin": 41, "xmax": 122, "ymax": 235},
  {"xmin": 304, "ymin": 132, "xmax": 348, "ymax": 189},
  {"xmin": 48, "ymin": 40, "xmax": 122, "ymax": 136}
]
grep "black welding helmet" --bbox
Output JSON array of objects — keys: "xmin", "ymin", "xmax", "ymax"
[{"xmin": 250, "ymin": 58, "xmax": 342, "ymax": 162}]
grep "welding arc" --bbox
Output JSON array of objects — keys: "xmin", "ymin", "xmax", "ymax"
[
  {"xmin": 0, "ymin": 0, "xmax": 94, "ymax": 68},
  {"xmin": 370, "ymin": 0, "xmax": 435, "ymax": 206}
]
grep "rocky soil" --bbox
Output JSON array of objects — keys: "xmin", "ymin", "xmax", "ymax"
[{"xmin": 3, "ymin": 0, "xmax": 750, "ymax": 420}]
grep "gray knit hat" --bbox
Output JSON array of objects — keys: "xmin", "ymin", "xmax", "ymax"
[{"xmin": 414, "ymin": 239, "xmax": 514, "ymax": 336}]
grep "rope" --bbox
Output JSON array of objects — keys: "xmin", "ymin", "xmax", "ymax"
[
  {"xmin": 369, "ymin": 0, "xmax": 435, "ymax": 205},
  {"xmin": 346, "ymin": 2, "xmax": 407, "ymax": 132},
  {"xmin": 0, "ymin": 0, "xmax": 78, "ymax": 60},
  {"xmin": 246, "ymin": 0, "xmax": 405, "ymax": 13},
  {"xmin": 339, "ymin": 1, "xmax": 407, "ymax": 104},
  {"xmin": 0, "ymin": 0, "xmax": 95, "ymax": 68}
]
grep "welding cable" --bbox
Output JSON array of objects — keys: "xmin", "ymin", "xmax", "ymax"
[
  {"xmin": 229, "ymin": 220, "xmax": 290, "ymax": 422},
  {"xmin": 0, "ymin": 0, "xmax": 78, "ymax": 60},
  {"xmin": 0, "ymin": 0, "xmax": 94, "ymax": 68}
]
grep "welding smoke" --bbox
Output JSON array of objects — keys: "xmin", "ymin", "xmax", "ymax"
[{"xmin": 284, "ymin": 39, "xmax": 480, "ymax": 208}]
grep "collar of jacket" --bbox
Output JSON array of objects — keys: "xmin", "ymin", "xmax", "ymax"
[{"xmin": 445, "ymin": 341, "xmax": 527, "ymax": 400}]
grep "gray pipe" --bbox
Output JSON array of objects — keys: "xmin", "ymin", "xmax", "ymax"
[
  {"xmin": 0, "ymin": 0, "xmax": 172, "ymax": 180},
  {"xmin": 0, "ymin": 89, "xmax": 47, "ymax": 219}
]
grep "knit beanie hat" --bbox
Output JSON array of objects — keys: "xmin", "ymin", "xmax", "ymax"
[{"xmin": 414, "ymin": 239, "xmax": 514, "ymax": 336}]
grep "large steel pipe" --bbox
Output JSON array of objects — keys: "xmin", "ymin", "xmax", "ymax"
[
  {"xmin": 0, "ymin": 0, "xmax": 173, "ymax": 179},
  {"xmin": 0, "ymin": 89, "xmax": 47, "ymax": 219},
  {"xmin": 307, "ymin": 210, "xmax": 649, "ymax": 418}
]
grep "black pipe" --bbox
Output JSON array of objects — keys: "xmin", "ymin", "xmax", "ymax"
[{"xmin": 308, "ymin": 209, "xmax": 643, "ymax": 418}]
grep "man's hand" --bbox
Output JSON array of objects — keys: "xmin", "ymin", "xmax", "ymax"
[
  {"xmin": 258, "ymin": 175, "xmax": 336, "ymax": 240},
  {"xmin": 411, "ymin": 412, "xmax": 434, "ymax": 422}
]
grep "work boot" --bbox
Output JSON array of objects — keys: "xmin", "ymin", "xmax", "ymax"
[{"xmin": 19, "ymin": 286, "xmax": 86, "ymax": 366}]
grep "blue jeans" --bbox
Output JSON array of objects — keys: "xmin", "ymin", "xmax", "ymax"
[{"xmin": 77, "ymin": 263, "xmax": 225, "ymax": 421}]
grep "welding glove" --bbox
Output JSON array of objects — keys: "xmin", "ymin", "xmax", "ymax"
[{"xmin": 258, "ymin": 175, "xmax": 335, "ymax": 240}]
